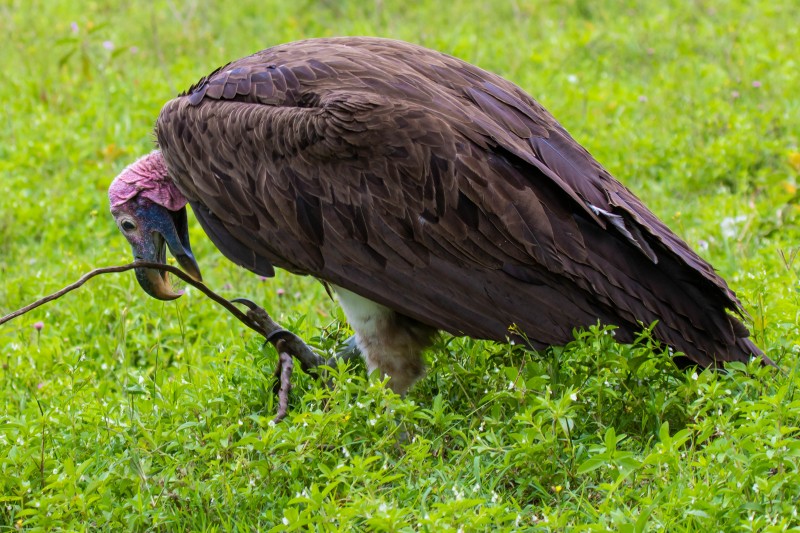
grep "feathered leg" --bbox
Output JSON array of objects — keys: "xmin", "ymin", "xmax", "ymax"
[{"xmin": 334, "ymin": 287, "xmax": 437, "ymax": 394}]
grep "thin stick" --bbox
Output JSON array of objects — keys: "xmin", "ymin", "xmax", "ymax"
[
  {"xmin": 0, "ymin": 261, "xmax": 261, "ymax": 335},
  {"xmin": 1, "ymin": 263, "xmax": 138, "ymax": 326},
  {"xmin": 0, "ymin": 260, "xmax": 324, "ymax": 422}
]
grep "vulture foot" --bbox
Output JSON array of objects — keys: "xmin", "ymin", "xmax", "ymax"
[
  {"xmin": 232, "ymin": 298, "xmax": 324, "ymax": 422},
  {"xmin": 325, "ymin": 335, "xmax": 362, "ymax": 368},
  {"xmin": 232, "ymin": 297, "xmax": 325, "ymax": 371},
  {"xmin": 231, "ymin": 298, "xmax": 364, "ymax": 422},
  {"xmin": 317, "ymin": 335, "xmax": 364, "ymax": 390}
]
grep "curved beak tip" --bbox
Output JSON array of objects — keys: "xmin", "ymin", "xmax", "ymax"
[
  {"xmin": 135, "ymin": 266, "xmax": 184, "ymax": 301},
  {"xmin": 176, "ymin": 254, "xmax": 202, "ymax": 283}
]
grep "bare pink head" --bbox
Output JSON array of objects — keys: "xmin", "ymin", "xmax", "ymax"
[
  {"xmin": 109, "ymin": 150, "xmax": 201, "ymax": 300},
  {"xmin": 108, "ymin": 150, "xmax": 187, "ymax": 211}
]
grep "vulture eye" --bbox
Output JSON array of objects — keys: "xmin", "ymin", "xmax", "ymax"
[{"xmin": 120, "ymin": 220, "xmax": 137, "ymax": 232}]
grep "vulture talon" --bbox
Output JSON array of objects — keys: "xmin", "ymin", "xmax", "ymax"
[
  {"xmin": 231, "ymin": 297, "xmax": 260, "ymax": 310},
  {"xmin": 266, "ymin": 328, "xmax": 292, "ymax": 343},
  {"xmin": 230, "ymin": 296, "xmax": 324, "ymax": 420},
  {"xmin": 272, "ymin": 342, "xmax": 294, "ymax": 423}
]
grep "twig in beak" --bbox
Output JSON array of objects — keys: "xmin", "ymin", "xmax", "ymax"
[{"xmin": 0, "ymin": 260, "xmax": 323, "ymax": 422}]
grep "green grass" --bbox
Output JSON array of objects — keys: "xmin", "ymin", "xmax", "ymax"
[{"xmin": 1, "ymin": 0, "xmax": 799, "ymax": 530}]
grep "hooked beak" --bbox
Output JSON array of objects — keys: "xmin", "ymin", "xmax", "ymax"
[{"xmin": 126, "ymin": 203, "xmax": 202, "ymax": 300}]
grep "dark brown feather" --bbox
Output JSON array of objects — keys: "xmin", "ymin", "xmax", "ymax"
[{"xmin": 156, "ymin": 37, "xmax": 768, "ymax": 366}]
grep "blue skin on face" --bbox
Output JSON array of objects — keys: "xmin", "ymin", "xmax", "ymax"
[{"xmin": 114, "ymin": 196, "xmax": 202, "ymax": 300}]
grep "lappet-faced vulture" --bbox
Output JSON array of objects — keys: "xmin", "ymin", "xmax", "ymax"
[{"xmin": 109, "ymin": 37, "xmax": 770, "ymax": 394}]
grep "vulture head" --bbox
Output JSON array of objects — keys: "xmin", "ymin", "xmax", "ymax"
[{"xmin": 109, "ymin": 151, "xmax": 202, "ymax": 300}]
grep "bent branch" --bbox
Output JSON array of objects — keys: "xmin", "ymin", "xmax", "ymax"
[{"xmin": 0, "ymin": 260, "xmax": 324, "ymax": 422}]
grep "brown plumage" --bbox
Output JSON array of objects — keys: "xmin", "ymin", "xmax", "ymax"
[{"xmin": 129, "ymin": 37, "xmax": 766, "ymax": 391}]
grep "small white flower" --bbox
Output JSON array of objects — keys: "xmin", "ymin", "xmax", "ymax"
[
  {"xmin": 282, "ymin": 517, "xmax": 289, "ymax": 526},
  {"xmin": 569, "ymin": 393, "xmax": 578, "ymax": 401},
  {"xmin": 720, "ymin": 215, "xmax": 746, "ymax": 239},
  {"xmin": 752, "ymin": 483, "xmax": 759, "ymax": 493},
  {"xmin": 567, "ymin": 74, "xmax": 578, "ymax": 84},
  {"xmin": 691, "ymin": 372, "xmax": 698, "ymax": 381}
]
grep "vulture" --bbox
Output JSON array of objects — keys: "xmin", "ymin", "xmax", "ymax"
[{"xmin": 109, "ymin": 37, "xmax": 770, "ymax": 394}]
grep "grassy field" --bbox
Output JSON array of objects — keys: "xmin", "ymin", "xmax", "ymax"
[{"xmin": 1, "ymin": 0, "xmax": 799, "ymax": 530}]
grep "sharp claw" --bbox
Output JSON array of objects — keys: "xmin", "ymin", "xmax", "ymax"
[
  {"xmin": 266, "ymin": 329, "xmax": 291, "ymax": 343},
  {"xmin": 232, "ymin": 297, "xmax": 289, "ymax": 342},
  {"xmin": 231, "ymin": 297, "xmax": 260, "ymax": 309}
]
